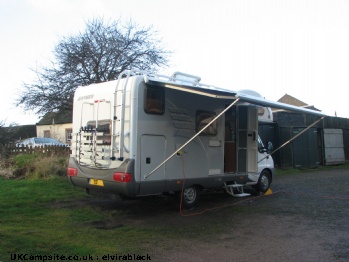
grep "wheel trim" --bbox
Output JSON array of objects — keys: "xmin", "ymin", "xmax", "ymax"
[
  {"xmin": 183, "ymin": 187, "xmax": 196, "ymax": 204},
  {"xmin": 260, "ymin": 174, "xmax": 269, "ymax": 190}
]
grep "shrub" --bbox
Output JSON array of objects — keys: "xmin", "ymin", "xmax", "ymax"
[
  {"xmin": 11, "ymin": 153, "xmax": 40, "ymax": 168},
  {"xmin": 0, "ymin": 153, "xmax": 68, "ymax": 179},
  {"xmin": 30, "ymin": 154, "xmax": 68, "ymax": 179}
]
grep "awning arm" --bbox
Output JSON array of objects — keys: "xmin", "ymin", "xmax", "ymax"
[
  {"xmin": 144, "ymin": 98, "xmax": 241, "ymax": 180},
  {"xmin": 258, "ymin": 116, "xmax": 325, "ymax": 163}
]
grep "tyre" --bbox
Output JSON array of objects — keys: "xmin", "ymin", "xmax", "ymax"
[
  {"xmin": 180, "ymin": 185, "xmax": 200, "ymax": 209},
  {"xmin": 256, "ymin": 170, "xmax": 271, "ymax": 193}
]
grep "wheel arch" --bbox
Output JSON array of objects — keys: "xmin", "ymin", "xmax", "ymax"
[{"xmin": 262, "ymin": 168, "xmax": 273, "ymax": 183}]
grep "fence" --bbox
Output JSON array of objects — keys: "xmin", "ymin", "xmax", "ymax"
[
  {"xmin": 1, "ymin": 144, "xmax": 71, "ymax": 157},
  {"xmin": 260, "ymin": 113, "xmax": 349, "ymax": 169}
]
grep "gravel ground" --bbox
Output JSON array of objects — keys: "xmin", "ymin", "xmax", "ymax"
[{"xmin": 155, "ymin": 168, "xmax": 349, "ymax": 262}]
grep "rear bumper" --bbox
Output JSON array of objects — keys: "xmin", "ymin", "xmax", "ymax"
[{"xmin": 67, "ymin": 157, "xmax": 139, "ymax": 196}]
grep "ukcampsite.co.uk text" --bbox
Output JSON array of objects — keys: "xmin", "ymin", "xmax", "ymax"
[{"xmin": 10, "ymin": 253, "xmax": 152, "ymax": 261}]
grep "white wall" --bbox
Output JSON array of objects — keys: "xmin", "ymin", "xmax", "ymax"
[{"xmin": 36, "ymin": 123, "xmax": 72, "ymax": 144}]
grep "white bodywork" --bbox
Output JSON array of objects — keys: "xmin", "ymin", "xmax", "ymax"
[{"xmin": 68, "ymin": 70, "xmax": 324, "ymax": 199}]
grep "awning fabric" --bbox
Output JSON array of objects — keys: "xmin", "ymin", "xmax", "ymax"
[{"xmin": 145, "ymin": 78, "xmax": 326, "ymax": 117}]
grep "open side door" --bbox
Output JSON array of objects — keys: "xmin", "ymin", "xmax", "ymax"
[
  {"xmin": 237, "ymin": 105, "xmax": 258, "ymax": 173},
  {"xmin": 224, "ymin": 106, "xmax": 237, "ymax": 173}
]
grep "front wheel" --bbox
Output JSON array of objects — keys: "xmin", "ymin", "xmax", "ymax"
[
  {"xmin": 180, "ymin": 185, "xmax": 200, "ymax": 209},
  {"xmin": 256, "ymin": 170, "xmax": 271, "ymax": 193}
]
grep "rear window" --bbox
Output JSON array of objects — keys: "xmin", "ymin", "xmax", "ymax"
[
  {"xmin": 144, "ymin": 85, "xmax": 165, "ymax": 115},
  {"xmin": 85, "ymin": 119, "xmax": 111, "ymax": 145}
]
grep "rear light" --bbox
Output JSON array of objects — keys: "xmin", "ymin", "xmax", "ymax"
[
  {"xmin": 113, "ymin": 172, "xmax": 132, "ymax": 183},
  {"xmin": 67, "ymin": 167, "xmax": 78, "ymax": 177}
]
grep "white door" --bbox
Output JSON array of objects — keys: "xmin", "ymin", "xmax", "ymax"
[
  {"xmin": 140, "ymin": 135, "xmax": 166, "ymax": 194},
  {"xmin": 323, "ymin": 129, "xmax": 345, "ymax": 165}
]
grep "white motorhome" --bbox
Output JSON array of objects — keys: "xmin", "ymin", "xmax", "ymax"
[{"xmin": 67, "ymin": 70, "xmax": 324, "ymax": 208}]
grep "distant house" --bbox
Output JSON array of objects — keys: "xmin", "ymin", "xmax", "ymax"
[
  {"xmin": 272, "ymin": 94, "xmax": 322, "ymax": 127},
  {"xmin": 276, "ymin": 94, "xmax": 321, "ymax": 112},
  {"xmin": 36, "ymin": 110, "xmax": 72, "ymax": 144}
]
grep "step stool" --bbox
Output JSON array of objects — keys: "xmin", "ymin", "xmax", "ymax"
[{"xmin": 223, "ymin": 182, "xmax": 250, "ymax": 197}]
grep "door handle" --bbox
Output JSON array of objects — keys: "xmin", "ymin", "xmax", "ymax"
[{"xmin": 248, "ymin": 131, "xmax": 257, "ymax": 141}]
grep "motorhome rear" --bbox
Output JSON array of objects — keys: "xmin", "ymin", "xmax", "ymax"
[{"xmin": 67, "ymin": 70, "xmax": 321, "ymax": 207}]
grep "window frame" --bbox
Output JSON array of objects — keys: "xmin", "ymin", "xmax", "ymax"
[
  {"xmin": 43, "ymin": 130, "xmax": 51, "ymax": 138},
  {"xmin": 65, "ymin": 128, "xmax": 72, "ymax": 143},
  {"xmin": 144, "ymin": 85, "xmax": 165, "ymax": 115},
  {"xmin": 196, "ymin": 110, "xmax": 217, "ymax": 136}
]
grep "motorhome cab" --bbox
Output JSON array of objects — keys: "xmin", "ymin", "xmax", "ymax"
[{"xmin": 67, "ymin": 70, "xmax": 323, "ymax": 208}]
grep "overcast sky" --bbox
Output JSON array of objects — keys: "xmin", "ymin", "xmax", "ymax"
[{"xmin": 1, "ymin": 0, "xmax": 349, "ymax": 125}]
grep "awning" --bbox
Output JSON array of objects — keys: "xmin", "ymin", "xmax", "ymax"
[
  {"xmin": 144, "ymin": 75, "xmax": 326, "ymax": 179},
  {"xmin": 145, "ymin": 77, "xmax": 326, "ymax": 117},
  {"xmin": 145, "ymin": 78, "xmax": 237, "ymax": 99}
]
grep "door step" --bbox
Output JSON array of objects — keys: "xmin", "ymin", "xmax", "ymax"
[{"xmin": 223, "ymin": 183, "xmax": 251, "ymax": 197}]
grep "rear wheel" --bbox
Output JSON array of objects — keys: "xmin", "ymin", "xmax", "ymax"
[
  {"xmin": 256, "ymin": 170, "xmax": 271, "ymax": 193},
  {"xmin": 180, "ymin": 185, "xmax": 199, "ymax": 209}
]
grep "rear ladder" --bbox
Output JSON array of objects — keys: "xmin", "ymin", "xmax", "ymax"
[{"xmin": 111, "ymin": 70, "xmax": 135, "ymax": 161}]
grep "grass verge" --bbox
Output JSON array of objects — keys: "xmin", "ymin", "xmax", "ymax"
[
  {"xmin": 275, "ymin": 161, "xmax": 349, "ymax": 176},
  {"xmin": 0, "ymin": 177, "xmax": 162, "ymax": 261}
]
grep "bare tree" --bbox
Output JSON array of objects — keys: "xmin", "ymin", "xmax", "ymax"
[
  {"xmin": 0, "ymin": 121, "xmax": 17, "ymax": 145},
  {"xmin": 18, "ymin": 18, "xmax": 171, "ymax": 115}
]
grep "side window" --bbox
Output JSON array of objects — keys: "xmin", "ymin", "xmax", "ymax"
[
  {"xmin": 65, "ymin": 128, "xmax": 72, "ymax": 143},
  {"xmin": 44, "ymin": 130, "xmax": 51, "ymax": 138},
  {"xmin": 144, "ymin": 85, "xmax": 165, "ymax": 115},
  {"xmin": 196, "ymin": 111, "xmax": 217, "ymax": 136},
  {"xmin": 258, "ymin": 107, "xmax": 265, "ymax": 116}
]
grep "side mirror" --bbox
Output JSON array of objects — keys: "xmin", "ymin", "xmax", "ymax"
[
  {"xmin": 259, "ymin": 147, "xmax": 267, "ymax": 153},
  {"xmin": 267, "ymin": 141, "xmax": 273, "ymax": 154}
]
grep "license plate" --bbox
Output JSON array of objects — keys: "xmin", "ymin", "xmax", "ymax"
[{"xmin": 89, "ymin": 179, "xmax": 104, "ymax": 186}]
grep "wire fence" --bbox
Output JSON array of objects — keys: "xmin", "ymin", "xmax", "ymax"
[{"xmin": 1, "ymin": 144, "xmax": 71, "ymax": 158}]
